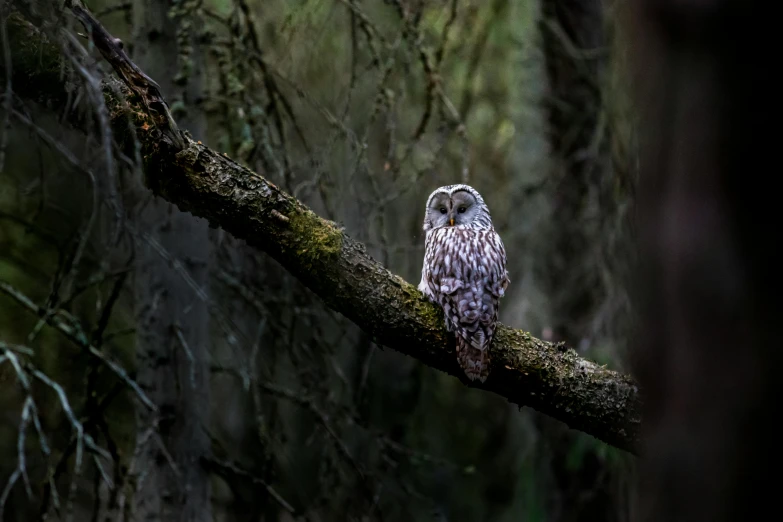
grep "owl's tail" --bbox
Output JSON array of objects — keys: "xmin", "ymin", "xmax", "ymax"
[{"xmin": 456, "ymin": 333, "xmax": 491, "ymax": 383}]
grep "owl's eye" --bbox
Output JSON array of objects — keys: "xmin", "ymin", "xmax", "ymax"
[
  {"xmin": 439, "ymin": 208, "xmax": 447, "ymax": 214},
  {"xmin": 458, "ymin": 207, "xmax": 467, "ymax": 214}
]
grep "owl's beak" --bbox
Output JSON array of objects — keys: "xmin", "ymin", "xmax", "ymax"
[{"xmin": 449, "ymin": 218, "xmax": 455, "ymax": 226}]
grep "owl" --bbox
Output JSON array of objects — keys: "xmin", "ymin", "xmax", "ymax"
[{"xmin": 418, "ymin": 184, "xmax": 510, "ymax": 382}]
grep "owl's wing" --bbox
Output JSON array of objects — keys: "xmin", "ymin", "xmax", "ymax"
[
  {"xmin": 486, "ymin": 229, "xmax": 510, "ymax": 298},
  {"xmin": 419, "ymin": 231, "xmax": 440, "ymax": 304}
]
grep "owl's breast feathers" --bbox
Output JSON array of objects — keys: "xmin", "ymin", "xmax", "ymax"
[{"xmin": 422, "ymin": 226, "xmax": 509, "ymax": 381}]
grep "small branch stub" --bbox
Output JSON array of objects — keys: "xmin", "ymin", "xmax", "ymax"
[
  {"xmin": 271, "ymin": 209, "xmax": 289, "ymax": 223},
  {"xmin": 68, "ymin": 0, "xmax": 185, "ymax": 149}
]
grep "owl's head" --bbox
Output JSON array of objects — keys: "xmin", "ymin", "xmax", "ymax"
[{"xmin": 422, "ymin": 184, "xmax": 493, "ymax": 232}]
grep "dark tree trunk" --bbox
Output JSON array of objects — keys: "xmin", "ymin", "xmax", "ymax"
[
  {"xmin": 539, "ymin": 0, "xmax": 609, "ymax": 348},
  {"xmin": 130, "ymin": 1, "xmax": 212, "ymax": 520},
  {"xmin": 629, "ymin": 0, "xmax": 780, "ymax": 521},
  {"xmin": 537, "ymin": 3, "xmax": 631, "ymax": 522}
]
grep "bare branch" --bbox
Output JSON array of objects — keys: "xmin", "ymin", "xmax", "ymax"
[
  {"xmin": 67, "ymin": 0, "xmax": 184, "ymax": 150},
  {"xmin": 201, "ymin": 457, "xmax": 297, "ymax": 514}
]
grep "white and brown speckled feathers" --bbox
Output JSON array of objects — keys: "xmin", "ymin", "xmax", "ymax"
[{"xmin": 418, "ymin": 184, "xmax": 510, "ymax": 382}]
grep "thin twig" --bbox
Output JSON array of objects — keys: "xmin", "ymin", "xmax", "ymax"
[
  {"xmin": 201, "ymin": 457, "xmax": 297, "ymax": 514},
  {"xmin": 0, "ymin": 280, "xmax": 156, "ymax": 411}
]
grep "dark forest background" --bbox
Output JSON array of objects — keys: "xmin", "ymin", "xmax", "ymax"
[{"xmin": 3, "ymin": 0, "xmax": 773, "ymax": 521}]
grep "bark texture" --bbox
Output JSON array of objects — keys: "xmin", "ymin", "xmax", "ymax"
[{"xmin": 3, "ymin": 9, "xmax": 642, "ymax": 454}]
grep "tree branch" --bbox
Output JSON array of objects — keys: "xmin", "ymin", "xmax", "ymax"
[{"xmin": 1, "ymin": 9, "xmax": 642, "ymax": 453}]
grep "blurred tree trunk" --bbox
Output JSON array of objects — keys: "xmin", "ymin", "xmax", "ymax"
[
  {"xmin": 130, "ymin": 1, "xmax": 212, "ymax": 520},
  {"xmin": 536, "ymin": 3, "xmax": 629, "ymax": 522},
  {"xmin": 539, "ymin": 0, "xmax": 608, "ymax": 348},
  {"xmin": 629, "ymin": 1, "xmax": 779, "ymax": 521}
]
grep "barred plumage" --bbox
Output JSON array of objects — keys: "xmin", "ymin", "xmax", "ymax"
[{"xmin": 418, "ymin": 184, "xmax": 510, "ymax": 382}]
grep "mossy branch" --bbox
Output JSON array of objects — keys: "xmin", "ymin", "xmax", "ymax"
[{"xmin": 2, "ymin": 9, "xmax": 642, "ymax": 453}]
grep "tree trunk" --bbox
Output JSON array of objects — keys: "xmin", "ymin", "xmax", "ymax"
[
  {"xmin": 539, "ymin": 0, "xmax": 609, "ymax": 348},
  {"xmin": 629, "ymin": 0, "xmax": 780, "ymax": 520},
  {"xmin": 537, "ymin": 3, "xmax": 633, "ymax": 522},
  {"xmin": 130, "ymin": 2, "xmax": 212, "ymax": 520}
]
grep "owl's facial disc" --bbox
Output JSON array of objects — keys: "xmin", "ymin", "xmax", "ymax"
[{"xmin": 425, "ymin": 188, "xmax": 481, "ymax": 230}]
